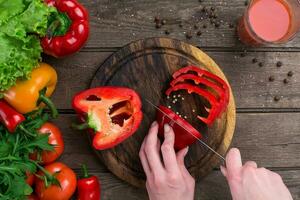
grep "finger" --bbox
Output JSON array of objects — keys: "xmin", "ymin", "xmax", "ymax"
[
  {"xmin": 139, "ymin": 140, "xmax": 151, "ymax": 177},
  {"xmin": 144, "ymin": 121, "xmax": 164, "ymax": 173},
  {"xmin": 161, "ymin": 124, "xmax": 180, "ymax": 174},
  {"xmin": 225, "ymin": 148, "xmax": 242, "ymax": 178},
  {"xmin": 220, "ymin": 165, "xmax": 227, "ymax": 177},
  {"xmin": 244, "ymin": 161, "xmax": 258, "ymax": 168},
  {"xmin": 177, "ymin": 147, "xmax": 190, "ymax": 178}
]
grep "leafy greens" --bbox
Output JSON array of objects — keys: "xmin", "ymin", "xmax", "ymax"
[{"xmin": 0, "ymin": 0, "xmax": 56, "ymax": 92}]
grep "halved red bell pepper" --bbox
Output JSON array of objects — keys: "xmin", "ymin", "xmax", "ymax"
[
  {"xmin": 41, "ymin": 0, "xmax": 89, "ymax": 57},
  {"xmin": 156, "ymin": 105, "xmax": 202, "ymax": 150},
  {"xmin": 72, "ymin": 87, "xmax": 143, "ymax": 150}
]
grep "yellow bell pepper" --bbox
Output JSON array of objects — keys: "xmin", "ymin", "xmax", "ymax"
[{"xmin": 4, "ymin": 63, "xmax": 58, "ymax": 118}]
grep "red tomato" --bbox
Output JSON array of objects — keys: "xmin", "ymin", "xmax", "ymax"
[
  {"xmin": 26, "ymin": 171, "xmax": 35, "ymax": 186},
  {"xmin": 35, "ymin": 162, "xmax": 77, "ymax": 200},
  {"xmin": 31, "ymin": 122, "xmax": 64, "ymax": 164}
]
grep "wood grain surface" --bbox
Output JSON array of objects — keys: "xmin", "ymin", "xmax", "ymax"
[
  {"xmin": 41, "ymin": 0, "xmax": 300, "ymax": 199},
  {"xmin": 78, "ymin": 0, "xmax": 300, "ymax": 48},
  {"xmin": 88, "ymin": 38, "xmax": 236, "ymax": 187},
  {"xmin": 53, "ymin": 112, "xmax": 300, "ymax": 199}
]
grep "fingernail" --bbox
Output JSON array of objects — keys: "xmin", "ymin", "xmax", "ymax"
[
  {"xmin": 164, "ymin": 124, "xmax": 170, "ymax": 132},
  {"xmin": 151, "ymin": 121, "xmax": 157, "ymax": 127}
]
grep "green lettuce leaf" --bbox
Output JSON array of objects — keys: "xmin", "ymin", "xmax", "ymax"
[{"xmin": 0, "ymin": 0, "xmax": 57, "ymax": 92}]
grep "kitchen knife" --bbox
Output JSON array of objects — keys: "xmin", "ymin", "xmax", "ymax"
[{"xmin": 145, "ymin": 98, "xmax": 226, "ymax": 162}]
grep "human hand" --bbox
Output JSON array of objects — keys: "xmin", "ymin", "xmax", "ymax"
[
  {"xmin": 221, "ymin": 148, "xmax": 293, "ymax": 200},
  {"xmin": 139, "ymin": 121, "xmax": 195, "ymax": 200}
]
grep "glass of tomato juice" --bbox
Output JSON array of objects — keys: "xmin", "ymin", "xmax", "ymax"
[{"xmin": 238, "ymin": 0, "xmax": 300, "ymax": 46}]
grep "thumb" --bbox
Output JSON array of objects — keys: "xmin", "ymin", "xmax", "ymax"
[
  {"xmin": 177, "ymin": 147, "xmax": 189, "ymax": 166},
  {"xmin": 225, "ymin": 148, "xmax": 242, "ymax": 180}
]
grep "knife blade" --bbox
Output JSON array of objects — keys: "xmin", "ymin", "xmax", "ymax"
[{"xmin": 145, "ymin": 98, "xmax": 226, "ymax": 162}]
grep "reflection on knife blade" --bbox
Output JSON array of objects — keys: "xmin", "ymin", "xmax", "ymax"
[{"xmin": 145, "ymin": 98, "xmax": 226, "ymax": 162}]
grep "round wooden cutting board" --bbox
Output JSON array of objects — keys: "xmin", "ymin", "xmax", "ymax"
[{"xmin": 90, "ymin": 37, "xmax": 236, "ymax": 187}]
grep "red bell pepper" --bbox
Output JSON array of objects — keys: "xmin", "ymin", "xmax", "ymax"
[
  {"xmin": 166, "ymin": 66, "xmax": 230, "ymax": 126},
  {"xmin": 41, "ymin": 0, "xmax": 89, "ymax": 57},
  {"xmin": 166, "ymin": 83, "xmax": 220, "ymax": 126},
  {"xmin": 0, "ymin": 100, "xmax": 26, "ymax": 133},
  {"xmin": 170, "ymin": 74, "xmax": 229, "ymax": 114},
  {"xmin": 77, "ymin": 165, "xmax": 101, "ymax": 200},
  {"xmin": 156, "ymin": 105, "xmax": 202, "ymax": 150},
  {"xmin": 72, "ymin": 87, "xmax": 143, "ymax": 150}
]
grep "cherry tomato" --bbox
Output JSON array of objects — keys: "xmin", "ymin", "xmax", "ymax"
[
  {"xmin": 35, "ymin": 162, "xmax": 77, "ymax": 200},
  {"xmin": 31, "ymin": 122, "xmax": 64, "ymax": 164},
  {"xmin": 26, "ymin": 171, "xmax": 35, "ymax": 186}
]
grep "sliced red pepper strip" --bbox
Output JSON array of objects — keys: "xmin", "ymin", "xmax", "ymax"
[
  {"xmin": 173, "ymin": 66, "xmax": 230, "ymax": 100},
  {"xmin": 72, "ymin": 87, "xmax": 143, "ymax": 150},
  {"xmin": 165, "ymin": 83, "xmax": 219, "ymax": 126},
  {"xmin": 170, "ymin": 74, "xmax": 229, "ymax": 115},
  {"xmin": 156, "ymin": 105, "xmax": 202, "ymax": 150},
  {"xmin": 41, "ymin": 0, "xmax": 90, "ymax": 57}
]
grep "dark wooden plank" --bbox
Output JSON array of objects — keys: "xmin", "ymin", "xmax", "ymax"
[
  {"xmin": 82, "ymin": 169, "xmax": 299, "ymax": 200},
  {"xmin": 54, "ymin": 112, "xmax": 300, "ymax": 170},
  {"xmin": 45, "ymin": 50, "xmax": 300, "ymax": 109},
  {"xmin": 78, "ymin": 0, "xmax": 300, "ymax": 48}
]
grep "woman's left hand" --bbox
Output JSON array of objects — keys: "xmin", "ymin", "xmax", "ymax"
[{"xmin": 139, "ymin": 121, "xmax": 195, "ymax": 200}]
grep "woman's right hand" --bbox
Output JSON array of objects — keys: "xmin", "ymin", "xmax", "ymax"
[{"xmin": 221, "ymin": 148, "xmax": 293, "ymax": 200}]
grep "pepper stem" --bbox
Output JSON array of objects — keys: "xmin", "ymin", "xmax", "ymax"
[
  {"xmin": 47, "ymin": 12, "xmax": 72, "ymax": 37},
  {"xmin": 81, "ymin": 164, "xmax": 89, "ymax": 178},
  {"xmin": 71, "ymin": 123, "xmax": 89, "ymax": 130},
  {"xmin": 39, "ymin": 94, "xmax": 58, "ymax": 119}
]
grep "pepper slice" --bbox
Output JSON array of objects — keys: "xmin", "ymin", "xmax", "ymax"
[
  {"xmin": 77, "ymin": 164, "xmax": 101, "ymax": 200},
  {"xmin": 4, "ymin": 63, "xmax": 58, "ymax": 118},
  {"xmin": 172, "ymin": 66, "xmax": 230, "ymax": 98},
  {"xmin": 170, "ymin": 74, "xmax": 229, "ymax": 115},
  {"xmin": 41, "ymin": 0, "xmax": 90, "ymax": 57},
  {"xmin": 166, "ymin": 83, "xmax": 220, "ymax": 126},
  {"xmin": 72, "ymin": 87, "xmax": 143, "ymax": 150},
  {"xmin": 156, "ymin": 105, "xmax": 202, "ymax": 150}
]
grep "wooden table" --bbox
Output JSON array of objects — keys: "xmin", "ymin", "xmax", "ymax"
[{"xmin": 44, "ymin": 0, "xmax": 300, "ymax": 199}]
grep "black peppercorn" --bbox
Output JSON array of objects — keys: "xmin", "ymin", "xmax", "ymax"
[
  {"xmin": 252, "ymin": 58, "xmax": 258, "ymax": 63},
  {"xmin": 259, "ymin": 62, "xmax": 264, "ymax": 67},
  {"xmin": 186, "ymin": 31, "xmax": 193, "ymax": 39},
  {"xmin": 276, "ymin": 61, "xmax": 283, "ymax": 67},
  {"xmin": 287, "ymin": 71, "xmax": 293, "ymax": 77},
  {"xmin": 283, "ymin": 79, "xmax": 289, "ymax": 84},
  {"xmin": 269, "ymin": 76, "xmax": 275, "ymax": 82},
  {"xmin": 274, "ymin": 95, "xmax": 280, "ymax": 102},
  {"xmin": 197, "ymin": 31, "xmax": 202, "ymax": 36},
  {"xmin": 155, "ymin": 23, "xmax": 162, "ymax": 29}
]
